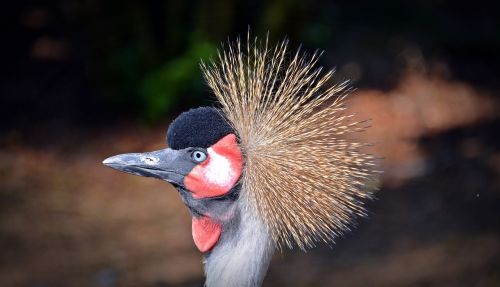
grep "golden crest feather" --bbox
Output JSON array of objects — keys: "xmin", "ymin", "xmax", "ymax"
[{"xmin": 201, "ymin": 36, "xmax": 378, "ymax": 249}]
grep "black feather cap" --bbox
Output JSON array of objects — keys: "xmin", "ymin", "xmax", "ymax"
[{"xmin": 167, "ymin": 107, "xmax": 234, "ymax": 149}]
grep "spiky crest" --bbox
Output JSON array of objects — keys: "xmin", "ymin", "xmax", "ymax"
[{"xmin": 201, "ymin": 36, "xmax": 377, "ymax": 249}]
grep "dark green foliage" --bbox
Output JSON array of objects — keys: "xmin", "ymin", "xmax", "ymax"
[
  {"xmin": 68, "ymin": 0, "xmax": 499, "ymax": 123},
  {"xmin": 139, "ymin": 41, "xmax": 215, "ymax": 121}
]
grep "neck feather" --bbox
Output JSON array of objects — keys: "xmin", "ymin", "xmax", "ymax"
[{"xmin": 203, "ymin": 199, "xmax": 274, "ymax": 287}]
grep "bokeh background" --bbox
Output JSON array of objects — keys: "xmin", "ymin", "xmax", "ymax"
[{"xmin": 1, "ymin": 1, "xmax": 499, "ymax": 286}]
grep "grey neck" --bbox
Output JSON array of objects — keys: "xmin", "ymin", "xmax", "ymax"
[{"xmin": 203, "ymin": 199, "xmax": 275, "ymax": 287}]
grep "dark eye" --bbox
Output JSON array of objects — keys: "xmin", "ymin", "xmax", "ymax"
[{"xmin": 191, "ymin": 150, "xmax": 207, "ymax": 163}]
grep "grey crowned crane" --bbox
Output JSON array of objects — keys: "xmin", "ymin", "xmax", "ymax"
[{"xmin": 103, "ymin": 37, "xmax": 377, "ymax": 287}]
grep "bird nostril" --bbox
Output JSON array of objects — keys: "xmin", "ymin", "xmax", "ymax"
[{"xmin": 143, "ymin": 156, "xmax": 159, "ymax": 165}]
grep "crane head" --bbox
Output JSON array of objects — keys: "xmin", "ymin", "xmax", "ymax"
[
  {"xmin": 102, "ymin": 37, "xmax": 379, "ymax": 287},
  {"xmin": 103, "ymin": 107, "xmax": 243, "ymax": 252}
]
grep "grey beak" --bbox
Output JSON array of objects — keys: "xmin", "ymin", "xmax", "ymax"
[{"xmin": 102, "ymin": 148, "xmax": 192, "ymax": 187}]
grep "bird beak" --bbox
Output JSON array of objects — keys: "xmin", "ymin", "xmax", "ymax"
[{"xmin": 102, "ymin": 148, "xmax": 193, "ymax": 187}]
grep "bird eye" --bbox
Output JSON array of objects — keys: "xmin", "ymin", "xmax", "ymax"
[{"xmin": 191, "ymin": 150, "xmax": 207, "ymax": 163}]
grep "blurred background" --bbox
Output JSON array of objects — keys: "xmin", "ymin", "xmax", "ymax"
[{"xmin": 1, "ymin": 0, "xmax": 499, "ymax": 286}]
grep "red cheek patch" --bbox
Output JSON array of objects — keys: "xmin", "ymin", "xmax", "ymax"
[
  {"xmin": 192, "ymin": 216, "xmax": 222, "ymax": 253},
  {"xmin": 184, "ymin": 133, "xmax": 243, "ymax": 198}
]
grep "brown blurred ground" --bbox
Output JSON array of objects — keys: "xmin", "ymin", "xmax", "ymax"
[{"xmin": 1, "ymin": 71, "xmax": 499, "ymax": 287}]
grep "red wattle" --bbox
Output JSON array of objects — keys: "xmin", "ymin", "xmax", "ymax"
[{"xmin": 191, "ymin": 216, "xmax": 222, "ymax": 253}]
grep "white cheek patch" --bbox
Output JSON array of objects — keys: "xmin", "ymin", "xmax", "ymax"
[
  {"xmin": 205, "ymin": 147, "xmax": 236, "ymax": 188},
  {"xmin": 184, "ymin": 133, "xmax": 243, "ymax": 198}
]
